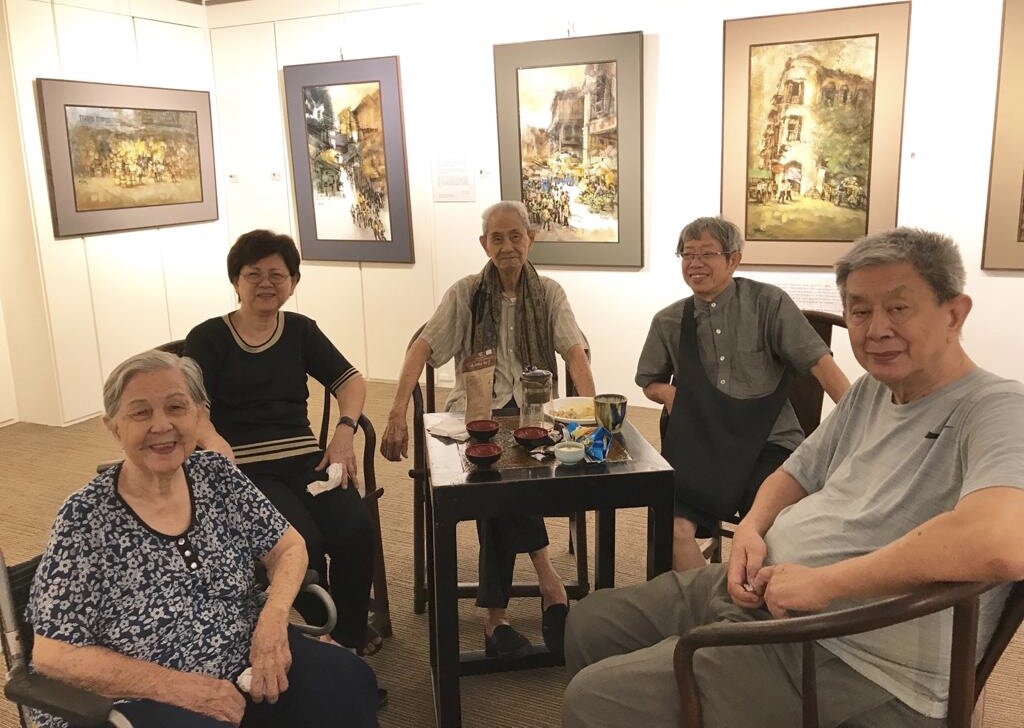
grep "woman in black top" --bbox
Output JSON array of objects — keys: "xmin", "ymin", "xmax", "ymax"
[{"xmin": 184, "ymin": 229, "xmax": 381, "ymax": 657}]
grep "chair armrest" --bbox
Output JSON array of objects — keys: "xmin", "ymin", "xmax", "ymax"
[
  {"xmin": 677, "ymin": 581, "xmax": 998, "ymax": 651},
  {"xmin": 4, "ymin": 665, "xmax": 114, "ymax": 727},
  {"xmin": 672, "ymin": 581, "xmax": 999, "ymax": 728},
  {"xmin": 289, "ymin": 582, "xmax": 337, "ymax": 637}
]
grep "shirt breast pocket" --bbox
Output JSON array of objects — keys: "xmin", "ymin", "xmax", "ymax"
[{"xmin": 733, "ymin": 349, "xmax": 777, "ymax": 395}]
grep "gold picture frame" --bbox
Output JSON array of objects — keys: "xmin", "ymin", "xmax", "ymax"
[
  {"xmin": 982, "ymin": 0, "xmax": 1024, "ymax": 270},
  {"xmin": 722, "ymin": 2, "xmax": 911, "ymax": 266}
]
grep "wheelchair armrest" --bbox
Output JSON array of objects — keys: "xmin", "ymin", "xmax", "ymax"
[
  {"xmin": 289, "ymin": 582, "xmax": 337, "ymax": 637},
  {"xmin": 4, "ymin": 665, "xmax": 114, "ymax": 727}
]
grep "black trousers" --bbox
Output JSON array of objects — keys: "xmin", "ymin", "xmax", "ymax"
[
  {"xmin": 114, "ymin": 627, "xmax": 379, "ymax": 727},
  {"xmin": 240, "ymin": 453, "xmax": 375, "ymax": 648},
  {"xmin": 475, "ymin": 515, "xmax": 550, "ymax": 608}
]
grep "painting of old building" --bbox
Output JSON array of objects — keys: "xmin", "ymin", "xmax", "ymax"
[
  {"xmin": 65, "ymin": 106, "xmax": 202, "ymax": 212},
  {"xmin": 516, "ymin": 62, "xmax": 618, "ymax": 243},
  {"xmin": 746, "ymin": 35, "xmax": 878, "ymax": 241},
  {"xmin": 303, "ymin": 82, "xmax": 390, "ymax": 242}
]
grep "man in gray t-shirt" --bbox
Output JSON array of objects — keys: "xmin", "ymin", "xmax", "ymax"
[{"xmin": 564, "ymin": 228, "xmax": 1024, "ymax": 728}]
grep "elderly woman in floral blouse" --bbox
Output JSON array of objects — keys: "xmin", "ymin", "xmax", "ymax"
[{"xmin": 27, "ymin": 350, "xmax": 378, "ymax": 728}]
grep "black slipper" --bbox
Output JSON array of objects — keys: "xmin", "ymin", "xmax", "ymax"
[
  {"xmin": 377, "ymin": 687, "xmax": 389, "ymax": 710},
  {"xmin": 357, "ymin": 625, "xmax": 384, "ymax": 657},
  {"xmin": 484, "ymin": 624, "xmax": 532, "ymax": 659},
  {"xmin": 542, "ymin": 602, "xmax": 569, "ymax": 657}
]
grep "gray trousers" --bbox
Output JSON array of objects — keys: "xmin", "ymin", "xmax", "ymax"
[{"xmin": 563, "ymin": 564, "xmax": 946, "ymax": 728}]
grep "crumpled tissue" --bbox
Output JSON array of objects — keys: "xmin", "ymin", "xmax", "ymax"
[{"xmin": 306, "ymin": 462, "xmax": 362, "ymax": 498}]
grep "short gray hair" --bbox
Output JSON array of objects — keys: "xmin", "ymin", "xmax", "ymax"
[
  {"xmin": 103, "ymin": 349, "xmax": 208, "ymax": 419},
  {"xmin": 481, "ymin": 200, "xmax": 530, "ymax": 235},
  {"xmin": 835, "ymin": 227, "xmax": 965, "ymax": 303},
  {"xmin": 677, "ymin": 217, "xmax": 745, "ymax": 255}
]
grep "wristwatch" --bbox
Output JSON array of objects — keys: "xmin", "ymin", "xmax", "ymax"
[{"xmin": 337, "ymin": 415, "xmax": 357, "ymax": 431}]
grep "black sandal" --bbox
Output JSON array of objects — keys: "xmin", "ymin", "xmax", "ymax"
[{"xmin": 358, "ymin": 625, "xmax": 384, "ymax": 657}]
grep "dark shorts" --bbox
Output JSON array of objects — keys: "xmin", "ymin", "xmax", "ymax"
[{"xmin": 674, "ymin": 442, "xmax": 792, "ymax": 538}]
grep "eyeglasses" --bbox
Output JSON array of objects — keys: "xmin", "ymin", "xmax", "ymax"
[
  {"xmin": 677, "ymin": 250, "xmax": 728, "ymax": 263},
  {"xmin": 241, "ymin": 270, "xmax": 291, "ymax": 285}
]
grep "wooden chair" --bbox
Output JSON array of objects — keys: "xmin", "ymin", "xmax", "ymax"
[
  {"xmin": 0, "ymin": 547, "xmax": 337, "ymax": 728},
  {"xmin": 160, "ymin": 340, "xmax": 392, "ymax": 638},
  {"xmin": 674, "ymin": 580, "xmax": 1024, "ymax": 728},
  {"xmin": 407, "ymin": 324, "xmax": 590, "ymax": 615},
  {"xmin": 659, "ymin": 310, "xmax": 847, "ymax": 563}
]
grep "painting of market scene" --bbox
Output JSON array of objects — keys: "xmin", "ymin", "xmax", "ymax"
[
  {"xmin": 65, "ymin": 106, "xmax": 201, "ymax": 212},
  {"xmin": 303, "ymin": 82, "xmax": 390, "ymax": 242},
  {"xmin": 746, "ymin": 35, "xmax": 878, "ymax": 241},
  {"xmin": 516, "ymin": 62, "xmax": 618, "ymax": 242}
]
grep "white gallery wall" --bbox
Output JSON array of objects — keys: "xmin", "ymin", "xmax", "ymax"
[{"xmin": 0, "ymin": 0, "xmax": 1021, "ymax": 428}]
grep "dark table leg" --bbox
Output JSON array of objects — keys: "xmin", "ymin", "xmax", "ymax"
[
  {"xmin": 432, "ymin": 504, "xmax": 462, "ymax": 728},
  {"xmin": 594, "ymin": 508, "xmax": 616, "ymax": 589},
  {"xmin": 647, "ymin": 482, "xmax": 674, "ymax": 579}
]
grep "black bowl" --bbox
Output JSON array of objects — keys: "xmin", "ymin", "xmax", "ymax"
[
  {"xmin": 465, "ymin": 419, "xmax": 499, "ymax": 442},
  {"xmin": 466, "ymin": 442, "xmax": 502, "ymax": 468},
  {"xmin": 513, "ymin": 426, "xmax": 549, "ymax": 450}
]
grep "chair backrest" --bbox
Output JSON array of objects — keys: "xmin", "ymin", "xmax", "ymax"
[
  {"xmin": 157, "ymin": 339, "xmax": 186, "ymax": 356},
  {"xmin": 788, "ymin": 310, "xmax": 846, "ymax": 436}
]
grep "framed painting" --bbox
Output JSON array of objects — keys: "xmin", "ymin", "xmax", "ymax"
[
  {"xmin": 722, "ymin": 3, "xmax": 910, "ymax": 266},
  {"xmin": 982, "ymin": 0, "xmax": 1024, "ymax": 270},
  {"xmin": 283, "ymin": 56, "xmax": 414, "ymax": 263},
  {"xmin": 36, "ymin": 79, "xmax": 218, "ymax": 238},
  {"xmin": 494, "ymin": 31, "xmax": 643, "ymax": 267}
]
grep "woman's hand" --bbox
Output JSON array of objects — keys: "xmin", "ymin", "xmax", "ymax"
[
  {"xmin": 190, "ymin": 675, "xmax": 246, "ymax": 725},
  {"xmin": 318, "ymin": 426, "xmax": 357, "ymax": 482},
  {"xmin": 380, "ymin": 413, "xmax": 409, "ymax": 461},
  {"xmin": 248, "ymin": 609, "xmax": 292, "ymax": 703},
  {"xmin": 726, "ymin": 521, "xmax": 768, "ymax": 608}
]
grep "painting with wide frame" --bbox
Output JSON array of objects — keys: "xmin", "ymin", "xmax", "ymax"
[
  {"xmin": 982, "ymin": 0, "xmax": 1024, "ymax": 270},
  {"xmin": 722, "ymin": 3, "xmax": 910, "ymax": 267},
  {"xmin": 494, "ymin": 31, "xmax": 643, "ymax": 268},
  {"xmin": 36, "ymin": 78, "xmax": 218, "ymax": 238},
  {"xmin": 283, "ymin": 56, "xmax": 414, "ymax": 264}
]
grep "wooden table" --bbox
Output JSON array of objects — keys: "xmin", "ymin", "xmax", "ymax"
[{"xmin": 423, "ymin": 412, "xmax": 674, "ymax": 727}]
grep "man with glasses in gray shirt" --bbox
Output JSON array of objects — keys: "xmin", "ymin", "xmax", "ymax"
[
  {"xmin": 636, "ymin": 216, "xmax": 849, "ymax": 571},
  {"xmin": 565, "ymin": 227, "xmax": 1024, "ymax": 728}
]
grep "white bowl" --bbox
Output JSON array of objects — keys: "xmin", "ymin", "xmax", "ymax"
[{"xmin": 552, "ymin": 441, "xmax": 586, "ymax": 465}]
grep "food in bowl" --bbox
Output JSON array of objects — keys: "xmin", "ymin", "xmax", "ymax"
[
  {"xmin": 465, "ymin": 419, "xmax": 499, "ymax": 442},
  {"xmin": 552, "ymin": 402, "xmax": 594, "ymax": 421},
  {"xmin": 552, "ymin": 441, "xmax": 586, "ymax": 465},
  {"xmin": 466, "ymin": 442, "xmax": 502, "ymax": 468},
  {"xmin": 513, "ymin": 426, "xmax": 549, "ymax": 450}
]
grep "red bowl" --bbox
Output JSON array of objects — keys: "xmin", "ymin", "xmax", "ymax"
[
  {"xmin": 513, "ymin": 426, "xmax": 549, "ymax": 450},
  {"xmin": 465, "ymin": 419, "xmax": 499, "ymax": 442},
  {"xmin": 466, "ymin": 442, "xmax": 502, "ymax": 468}
]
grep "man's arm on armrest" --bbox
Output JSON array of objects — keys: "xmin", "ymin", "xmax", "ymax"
[
  {"xmin": 824, "ymin": 486, "xmax": 1024, "ymax": 599},
  {"xmin": 757, "ymin": 486, "xmax": 1024, "ymax": 617}
]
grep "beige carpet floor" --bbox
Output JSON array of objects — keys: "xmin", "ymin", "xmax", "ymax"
[{"xmin": 0, "ymin": 380, "xmax": 1020, "ymax": 727}]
